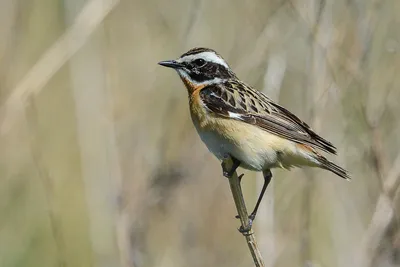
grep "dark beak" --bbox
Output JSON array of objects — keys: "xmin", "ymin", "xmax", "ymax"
[{"xmin": 158, "ymin": 60, "xmax": 184, "ymax": 69}]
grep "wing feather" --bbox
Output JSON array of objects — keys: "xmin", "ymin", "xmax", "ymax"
[{"xmin": 199, "ymin": 81, "xmax": 337, "ymax": 154}]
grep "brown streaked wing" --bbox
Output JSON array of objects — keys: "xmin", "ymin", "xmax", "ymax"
[{"xmin": 199, "ymin": 81, "xmax": 337, "ymax": 154}]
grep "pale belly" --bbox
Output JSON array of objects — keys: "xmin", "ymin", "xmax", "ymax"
[
  {"xmin": 197, "ymin": 129, "xmax": 278, "ymax": 171},
  {"xmin": 192, "ymin": 115, "xmax": 319, "ymax": 171}
]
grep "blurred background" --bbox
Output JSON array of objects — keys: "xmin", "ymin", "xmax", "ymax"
[{"xmin": 0, "ymin": 0, "xmax": 399, "ymax": 266}]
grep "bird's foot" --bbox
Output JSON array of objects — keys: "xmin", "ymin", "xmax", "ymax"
[
  {"xmin": 221, "ymin": 157, "xmax": 240, "ymax": 178},
  {"xmin": 235, "ymin": 212, "xmax": 256, "ymax": 221},
  {"xmin": 237, "ymin": 218, "xmax": 253, "ymax": 235},
  {"xmin": 221, "ymin": 161, "xmax": 233, "ymax": 178}
]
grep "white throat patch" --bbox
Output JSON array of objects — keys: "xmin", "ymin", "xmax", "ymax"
[{"xmin": 176, "ymin": 69, "xmax": 225, "ymax": 86}]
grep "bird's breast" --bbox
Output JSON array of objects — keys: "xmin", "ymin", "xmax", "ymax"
[{"xmin": 189, "ymin": 93, "xmax": 294, "ymax": 170}]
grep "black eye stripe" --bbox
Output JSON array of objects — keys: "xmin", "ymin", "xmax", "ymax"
[{"xmin": 186, "ymin": 62, "xmax": 236, "ymax": 82}]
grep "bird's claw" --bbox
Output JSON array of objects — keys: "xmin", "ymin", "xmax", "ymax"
[
  {"xmin": 249, "ymin": 213, "xmax": 256, "ymax": 221},
  {"xmin": 238, "ymin": 218, "xmax": 253, "ymax": 235},
  {"xmin": 221, "ymin": 156, "xmax": 241, "ymax": 178},
  {"xmin": 235, "ymin": 212, "xmax": 256, "ymax": 221},
  {"xmin": 221, "ymin": 161, "xmax": 235, "ymax": 178}
]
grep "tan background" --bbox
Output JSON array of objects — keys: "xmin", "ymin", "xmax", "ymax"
[{"xmin": 0, "ymin": 0, "xmax": 399, "ymax": 266}]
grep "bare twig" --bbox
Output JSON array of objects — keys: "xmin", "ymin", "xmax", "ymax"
[{"xmin": 222, "ymin": 155, "xmax": 265, "ymax": 267}]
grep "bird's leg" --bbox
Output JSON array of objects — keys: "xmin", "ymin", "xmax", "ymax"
[
  {"xmin": 221, "ymin": 156, "xmax": 241, "ymax": 178},
  {"xmin": 238, "ymin": 173, "xmax": 244, "ymax": 183},
  {"xmin": 235, "ymin": 169, "xmax": 272, "ymax": 222},
  {"xmin": 248, "ymin": 169, "xmax": 272, "ymax": 221},
  {"xmin": 221, "ymin": 156, "xmax": 253, "ymax": 233}
]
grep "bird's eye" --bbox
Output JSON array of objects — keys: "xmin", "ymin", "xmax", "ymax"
[{"xmin": 193, "ymin": 58, "xmax": 206, "ymax": 67}]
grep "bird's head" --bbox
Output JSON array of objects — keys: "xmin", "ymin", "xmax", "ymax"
[{"xmin": 158, "ymin": 47, "xmax": 236, "ymax": 92}]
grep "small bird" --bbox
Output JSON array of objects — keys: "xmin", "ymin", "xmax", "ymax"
[{"xmin": 159, "ymin": 47, "xmax": 349, "ymax": 231}]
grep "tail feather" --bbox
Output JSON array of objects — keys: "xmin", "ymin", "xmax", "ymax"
[{"xmin": 318, "ymin": 156, "xmax": 350, "ymax": 180}]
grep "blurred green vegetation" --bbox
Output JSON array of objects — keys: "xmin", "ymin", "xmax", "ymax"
[{"xmin": 0, "ymin": 0, "xmax": 399, "ymax": 266}]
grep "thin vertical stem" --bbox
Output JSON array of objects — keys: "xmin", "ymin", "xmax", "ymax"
[{"xmin": 223, "ymin": 156, "xmax": 265, "ymax": 267}]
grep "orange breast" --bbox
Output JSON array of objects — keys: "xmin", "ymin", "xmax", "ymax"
[
  {"xmin": 188, "ymin": 85, "xmax": 208, "ymax": 125},
  {"xmin": 180, "ymin": 77, "xmax": 205, "ymax": 94}
]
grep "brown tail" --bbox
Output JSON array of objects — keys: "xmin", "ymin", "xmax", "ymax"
[{"xmin": 318, "ymin": 156, "xmax": 350, "ymax": 180}]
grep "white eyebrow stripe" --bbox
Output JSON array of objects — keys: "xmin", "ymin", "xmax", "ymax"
[{"xmin": 179, "ymin": 52, "xmax": 229, "ymax": 68}]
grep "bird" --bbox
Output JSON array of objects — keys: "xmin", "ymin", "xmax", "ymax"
[{"xmin": 158, "ymin": 47, "xmax": 349, "ymax": 231}]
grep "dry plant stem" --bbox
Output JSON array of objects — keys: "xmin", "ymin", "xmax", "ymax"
[{"xmin": 223, "ymin": 156, "xmax": 265, "ymax": 267}]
